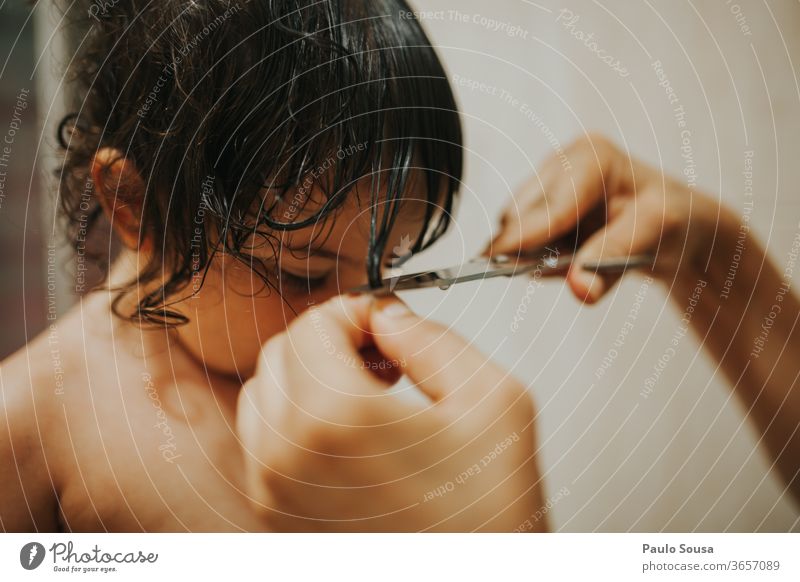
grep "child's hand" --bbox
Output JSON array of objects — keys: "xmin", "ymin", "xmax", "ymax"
[{"xmin": 236, "ymin": 295, "xmax": 546, "ymax": 531}]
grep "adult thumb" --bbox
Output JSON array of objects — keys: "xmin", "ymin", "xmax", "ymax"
[{"xmin": 369, "ymin": 297, "xmax": 509, "ymax": 406}]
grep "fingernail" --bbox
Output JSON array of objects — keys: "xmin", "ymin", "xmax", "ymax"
[
  {"xmin": 586, "ymin": 280, "xmax": 600, "ymax": 303},
  {"xmin": 374, "ymin": 297, "xmax": 412, "ymax": 318},
  {"xmin": 486, "ymin": 234, "xmax": 512, "ymax": 255},
  {"xmin": 574, "ymin": 270, "xmax": 602, "ymax": 303},
  {"xmin": 339, "ymin": 293, "xmax": 374, "ymax": 311}
]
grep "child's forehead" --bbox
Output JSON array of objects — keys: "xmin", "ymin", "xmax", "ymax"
[
  {"xmin": 274, "ymin": 186, "xmax": 431, "ymax": 261},
  {"xmin": 270, "ymin": 174, "xmax": 431, "ymax": 231}
]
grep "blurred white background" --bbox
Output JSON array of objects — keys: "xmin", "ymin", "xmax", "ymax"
[{"xmin": 402, "ymin": 0, "xmax": 800, "ymax": 531}]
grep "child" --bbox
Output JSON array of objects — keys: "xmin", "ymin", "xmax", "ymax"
[{"xmin": 0, "ymin": 0, "xmax": 463, "ymax": 531}]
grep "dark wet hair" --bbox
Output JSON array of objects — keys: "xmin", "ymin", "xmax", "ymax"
[{"xmin": 58, "ymin": 0, "xmax": 462, "ymax": 325}]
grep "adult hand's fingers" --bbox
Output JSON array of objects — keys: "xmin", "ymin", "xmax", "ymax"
[
  {"xmin": 282, "ymin": 294, "xmax": 386, "ymax": 396},
  {"xmin": 369, "ymin": 297, "xmax": 524, "ymax": 408},
  {"xmin": 488, "ymin": 135, "xmax": 623, "ymax": 255},
  {"xmin": 239, "ymin": 294, "xmax": 391, "ymax": 453},
  {"xmin": 568, "ymin": 201, "xmax": 661, "ymax": 303}
]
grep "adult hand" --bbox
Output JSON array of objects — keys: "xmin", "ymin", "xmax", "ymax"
[
  {"xmin": 236, "ymin": 295, "xmax": 546, "ymax": 532},
  {"xmin": 489, "ymin": 133, "xmax": 732, "ymax": 302}
]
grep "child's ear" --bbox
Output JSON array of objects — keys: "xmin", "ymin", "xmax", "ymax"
[{"xmin": 90, "ymin": 147, "xmax": 151, "ymax": 252}]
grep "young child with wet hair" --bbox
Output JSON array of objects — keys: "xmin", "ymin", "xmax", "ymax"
[{"xmin": 0, "ymin": 0, "xmax": 474, "ymax": 531}]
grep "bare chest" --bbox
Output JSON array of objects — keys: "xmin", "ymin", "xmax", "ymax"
[{"xmin": 55, "ymin": 373, "xmax": 265, "ymax": 532}]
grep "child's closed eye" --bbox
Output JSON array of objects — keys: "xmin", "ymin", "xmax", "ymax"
[{"xmin": 279, "ymin": 269, "xmax": 331, "ymax": 293}]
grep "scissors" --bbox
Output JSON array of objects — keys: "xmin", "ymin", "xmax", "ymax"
[{"xmin": 348, "ymin": 249, "xmax": 655, "ymax": 295}]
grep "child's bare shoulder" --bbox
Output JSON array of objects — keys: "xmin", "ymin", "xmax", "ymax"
[
  {"xmin": 0, "ymin": 330, "xmax": 68, "ymax": 531},
  {"xmin": 2, "ymin": 306, "xmax": 94, "ymax": 432},
  {"xmin": 0, "ymin": 295, "xmax": 124, "ymax": 530},
  {"xmin": 3, "ymin": 295, "xmax": 263, "ymax": 531}
]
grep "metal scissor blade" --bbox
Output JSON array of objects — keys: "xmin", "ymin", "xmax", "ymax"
[{"xmin": 348, "ymin": 250, "xmax": 572, "ymax": 295}]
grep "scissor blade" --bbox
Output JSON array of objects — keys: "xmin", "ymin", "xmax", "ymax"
[
  {"xmin": 348, "ymin": 259, "xmax": 494, "ymax": 294},
  {"xmin": 348, "ymin": 252, "xmax": 570, "ymax": 295}
]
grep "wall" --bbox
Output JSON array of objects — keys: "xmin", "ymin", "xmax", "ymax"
[
  {"xmin": 0, "ymin": 3, "xmax": 45, "ymax": 360},
  {"xmin": 408, "ymin": 0, "xmax": 800, "ymax": 531}
]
